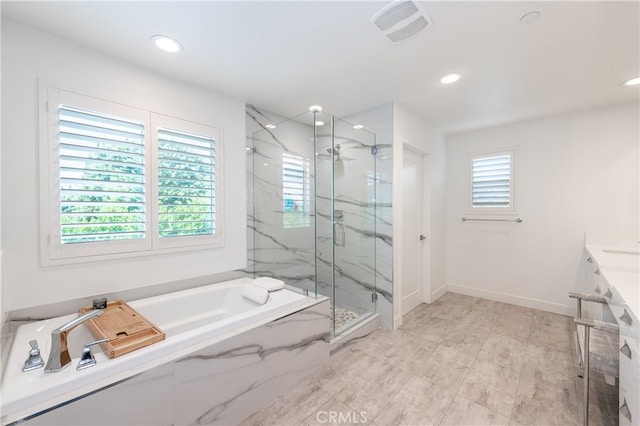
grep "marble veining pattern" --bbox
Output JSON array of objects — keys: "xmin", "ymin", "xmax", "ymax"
[
  {"xmin": 246, "ymin": 104, "xmax": 393, "ymax": 331},
  {"xmin": 22, "ymin": 300, "xmax": 330, "ymax": 426},
  {"xmin": 174, "ymin": 301, "xmax": 330, "ymax": 425}
]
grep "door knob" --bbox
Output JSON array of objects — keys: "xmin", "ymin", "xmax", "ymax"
[{"xmin": 419, "ymin": 235, "xmax": 426, "ymax": 241}]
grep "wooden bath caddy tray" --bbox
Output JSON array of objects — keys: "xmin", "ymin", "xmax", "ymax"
[{"xmin": 79, "ymin": 300, "xmax": 165, "ymax": 359}]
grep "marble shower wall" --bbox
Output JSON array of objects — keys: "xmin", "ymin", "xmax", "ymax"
[
  {"xmin": 246, "ymin": 106, "xmax": 316, "ymax": 291},
  {"xmin": 344, "ymin": 104, "xmax": 393, "ymax": 329},
  {"xmin": 246, "ymin": 105, "xmax": 393, "ymax": 329}
]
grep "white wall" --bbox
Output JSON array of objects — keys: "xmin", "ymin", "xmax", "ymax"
[
  {"xmin": 392, "ymin": 103, "xmax": 447, "ymax": 328},
  {"xmin": 446, "ymin": 102, "xmax": 639, "ymax": 315},
  {"xmin": 1, "ymin": 20, "xmax": 247, "ymax": 312}
]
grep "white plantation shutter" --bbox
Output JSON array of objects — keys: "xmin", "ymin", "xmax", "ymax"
[
  {"xmin": 282, "ymin": 153, "xmax": 310, "ymax": 228},
  {"xmin": 43, "ymin": 87, "xmax": 224, "ymax": 264},
  {"xmin": 157, "ymin": 128, "xmax": 216, "ymax": 237},
  {"xmin": 469, "ymin": 151, "xmax": 515, "ymax": 211},
  {"xmin": 58, "ymin": 105, "xmax": 146, "ymax": 244}
]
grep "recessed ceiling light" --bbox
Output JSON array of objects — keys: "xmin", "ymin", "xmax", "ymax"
[
  {"xmin": 353, "ymin": 124, "xmax": 364, "ymax": 129},
  {"xmin": 441, "ymin": 73, "xmax": 462, "ymax": 84},
  {"xmin": 151, "ymin": 35, "xmax": 183, "ymax": 53},
  {"xmin": 520, "ymin": 11, "xmax": 540, "ymax": 24},
  {"xmin": 265, "ymin": 124, "xmax": 276, "ymax": 129},
  {"xmin": 315, "ymin": 121, "xmax": 325, "ymax": 126},
  {"xmin": 623, "ymin": 76, "xmax": 640, "ymax": 86},
  {"xmin": 309, "ymin": 105, "xmax": 323, "ymax": 113}
]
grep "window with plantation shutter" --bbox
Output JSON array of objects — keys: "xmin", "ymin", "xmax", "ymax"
[
  {"xmin": 468, "ymin": 150, "xmax": 515, "ymax": 212},
  {"xmin": 282, "ymin": 153, "xmax": 310, "ymax": 229},
  {"xmin": 42, "ymin": 87, "xmax": 223, "ymax": 264},
  {"xmin": 157, "ymin": 127, "xmax": 216, "ymax": 238},
  {"xmin": 58, "ymin": 105, "xmax": 147, "ymax": 244}
]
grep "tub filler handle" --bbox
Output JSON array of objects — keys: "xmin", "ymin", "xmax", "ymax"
[
  {"xmin": 77, "ymin": 338, "xmax": 110, "ymax": 371},
  {"xmin": 44, "ymin": 309, "xmax": 104, "ymax": 373},
  {"xmin": 22, "ymin": 340, "xmax": 45, "ymax": 372}
]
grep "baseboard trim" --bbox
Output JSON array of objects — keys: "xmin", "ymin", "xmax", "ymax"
[
  {"xmin": 393, "ymin": 314, "xmax": 403, "ymax": 330},
  {"xmin": 430, "ymin": 284, "xmax": 448, "ymax": 303},
  {"xmin": 446, "ymin": 282, "xmax": 574, "ymax": 316}
]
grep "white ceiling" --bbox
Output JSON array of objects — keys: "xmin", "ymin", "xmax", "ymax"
[{"xmin": 3, "ymin": 1, "xmax": 639, "ymax": 134}]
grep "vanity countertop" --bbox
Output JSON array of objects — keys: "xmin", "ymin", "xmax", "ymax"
[
  {"xmin": 585, "ymin": 244, "xmax": 639, "ymax": 272},
  {"xmin": 585, "ymin": 244, "xmax": 639, "ymax": 320}
]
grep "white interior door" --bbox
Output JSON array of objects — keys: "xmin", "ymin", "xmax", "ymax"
[{"xmin": 401, "ymin": 147, "xmax": 425, "ymax": 316}]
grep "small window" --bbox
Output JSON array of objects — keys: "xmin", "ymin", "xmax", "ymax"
[
  {"xmin": 282, "ymin": 153, "xmax": 310, "ymax": 229},
  {"xmin": 468, "ymin": 150, "xmax": 515, "ymax": 212}
]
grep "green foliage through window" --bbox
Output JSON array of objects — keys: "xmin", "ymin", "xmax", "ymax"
[
  {"xmin": 57, "ymin": 106, "xmax": 217, "ymax": 245},
  {"xmin": 59, "ymin": 105, "xmax": 146, "ymax": 244},
  {"xmin": 157, "ymin": 128, "xmax": 216, "ymax": 237}
]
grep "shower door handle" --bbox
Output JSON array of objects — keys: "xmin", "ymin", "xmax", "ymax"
[{"xmin": 334, "ymin": 221, "xmax": 346, "ymax": 247}]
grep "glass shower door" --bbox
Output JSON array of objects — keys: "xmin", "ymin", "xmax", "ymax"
[
  {"xmin": 251, "ymin": 113, "xmax": 317, "ymax": 298},
  {"xmin": 329, "ymin": 117, "xmax": 377, "ymax": 334},
  {"xmin": 251, "ymin": 108, "xmax": 378, "ymax": 338}
]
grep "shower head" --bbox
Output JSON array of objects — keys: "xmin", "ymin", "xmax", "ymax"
[
  {"xmin": 326, "ymin": 144, "xmax": 341, "ymax": 158},
  {"xmin": 326, "ymin": 147, "xmax": 340, "ymax": 161}
]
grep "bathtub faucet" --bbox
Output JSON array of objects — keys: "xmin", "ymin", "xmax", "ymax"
[{"xmin": 44, "ymin": 309, "xmax": 104, "ymax": 372}]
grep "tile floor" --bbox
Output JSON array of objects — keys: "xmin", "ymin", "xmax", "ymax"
[{"xmin": 242, "ymin": 292, "xmax": 618, "ymax": 426}]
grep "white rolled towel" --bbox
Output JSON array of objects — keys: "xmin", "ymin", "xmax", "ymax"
[
  {"xmin": 242, "ymin": 285, "xmax": 269, "ymax": 304},
  {"xmin": 252, "ymin": 277, "xmax": 285, "ymax": 292}
]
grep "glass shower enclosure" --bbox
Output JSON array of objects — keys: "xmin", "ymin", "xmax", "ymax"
[{"xmin": 250, "ymin": 109, "xmax": 377, "ymax": 336}]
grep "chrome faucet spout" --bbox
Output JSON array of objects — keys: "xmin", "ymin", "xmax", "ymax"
[{"xmin": 44, "ymin": 309, "xmax": 103, "ymax": 373}]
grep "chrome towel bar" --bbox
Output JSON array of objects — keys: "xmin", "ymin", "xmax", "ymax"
[{"xmin": 461, "ymin": 217, "xmax": 523, "ymax": 223}]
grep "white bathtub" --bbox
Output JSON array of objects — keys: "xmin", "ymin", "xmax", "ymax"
[{"xmin": 1, "ymin": 278, "xmax": 312, "ymax": 425}]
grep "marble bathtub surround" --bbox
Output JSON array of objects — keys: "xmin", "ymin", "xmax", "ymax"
[
  {"xmin": 242, "ymin": 292, "xmax": 618, "ymax": 426},
  {"xmin": 17, "ymin": 300, "xmax": 330, "ymax": 426}
]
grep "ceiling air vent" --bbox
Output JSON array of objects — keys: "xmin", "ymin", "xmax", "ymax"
[{"xmin": 371, "ymin": 0, "xmax": 432, "ymax": 44}]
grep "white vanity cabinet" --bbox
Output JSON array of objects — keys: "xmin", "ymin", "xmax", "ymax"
[
  {"xmin": 601, "ymin": 268, "xmax": 640, "ymax": 426},
  {"xmin": 618, "ymin": 329, "xmax": 638, "ymax": 426},
  {"xmin": 588, "ymin": 258, "xmax": 604, "ymax": 296},
  {"xmin": 585, "ymin": 244, "xmax": 639, "ymax": 426},
  {"xmin": 583, "ymin": 253, "xmax": 607, "ymax": 320}
]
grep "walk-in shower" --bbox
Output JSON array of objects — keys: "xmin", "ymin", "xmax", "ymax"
[{"xmin": 249, "ymin": 107, "xmax": 377, "ymax": 337}]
